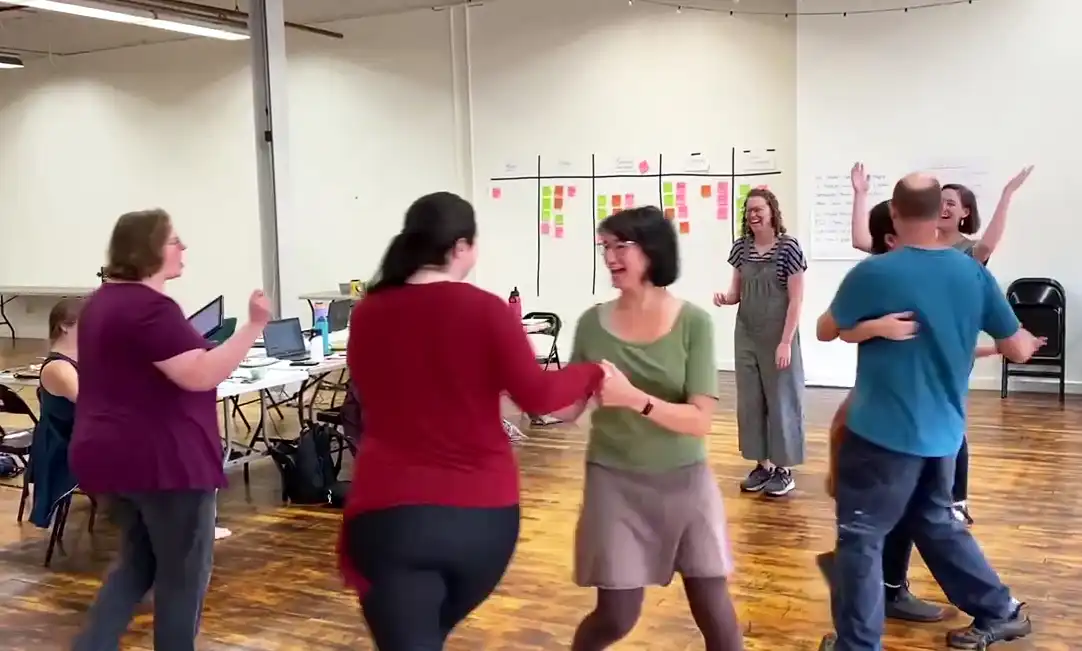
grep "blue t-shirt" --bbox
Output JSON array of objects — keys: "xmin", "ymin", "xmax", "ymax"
[{"xmin": 830, "ymin": 246, "xmax": 1019, "ymax": 457}]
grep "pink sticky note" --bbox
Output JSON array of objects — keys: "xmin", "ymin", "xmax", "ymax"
[
  {"xmin": 624, "ymin": 193, "xmax": 635, "ymax": 207},
  {"xmin": 677, "ymin": 205, "xmax": 688, "ymax": 219},
  {"xmin": 717, "ymin": 205, "xmax": 729, "ymax": 221},
  {"xmin": 638, "ymin": 160, "xmax": 650, "ymax": 174},
  {"xmin": 491, "ymin": 187, "xmax": 501, "ymax": 199},
  {"xmin": 554, "ymin": 226, "xmax": 565, "ymax": 239},
  {"xmin": 676, "ymin": 182, "xmax": 687, "ymax": 194},
  {"xmin": 540, "ymin": 222, "xmax": 551, "ymax": 235},
  {"xmin": 717, "ymin": 181, "xmax": 729, "ymax": 195},
  {"xmin": 568, "ymin": 186, "xmax": 577, "ymax": 197}
]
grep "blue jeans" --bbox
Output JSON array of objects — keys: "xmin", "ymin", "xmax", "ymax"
[{"xmin": 830, "ymin": 430, "xmax": 1012, "ymax": 651}]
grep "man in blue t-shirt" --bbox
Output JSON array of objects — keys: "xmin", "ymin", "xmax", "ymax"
[{"xmin": 818, "ymin": 173, "xmax": 1042, "ymax": 651}]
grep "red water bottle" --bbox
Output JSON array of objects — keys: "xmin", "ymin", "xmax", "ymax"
[{"xmin": 508, "ymin": 287, "xmax": 522, "ymax": 321}]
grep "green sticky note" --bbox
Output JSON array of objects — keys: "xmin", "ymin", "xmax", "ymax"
[
  {"xmin": 541, "ymin": 209, "xmax": 552, "ymax": 222},
  {"xmin": 542, "ymin": 186, "xmax": 553, "ymax": 197},
  {"xmin": 555, "ymin": 214, "xmax": 565, "ymax": 226},
  {"xmin": 597, "ymin": 195, "xmax": 607, "ymax": 208},
  {"xmin": 663, "ymin": 182, "xmax": 674, "ymax": 194},
  {"xmin": 542, "ymin": 197, "xmax": 552, "ymax": 210},
  {"xmin": 663, "ymin": 194, "xmax": 675, "ymax": 207},
  {"xmin": 598, "ymin": 209, "xmax": 608, "ymax": 219}
]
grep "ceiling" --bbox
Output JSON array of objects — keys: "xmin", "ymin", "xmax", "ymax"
[{"xmin": 0, "ymin": 0, "xmax": 465, "ymax": 58}]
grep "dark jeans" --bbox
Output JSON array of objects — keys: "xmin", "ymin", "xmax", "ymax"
[
  {"xmin": 881, "ymin": 525, "xmax": 912, "ymax": 589},
  {"xmin": 953, "ymin": 436, "xmax": 969, "ymax": 502},
  {"xmin": 831, "ymin": 430, "xmax": 1012, "ymax": 651},
  {"xmin": 72, "ymin": 491, "xmax": 216, "ymax": 651},
  {"xmin": 345, "ymin": 504, "xmax": 520, "ymax": 651}
]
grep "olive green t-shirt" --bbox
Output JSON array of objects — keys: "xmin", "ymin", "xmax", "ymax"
[{"xmin": 570, "ymin": 301, "xmax": 718, "ymax": 473}]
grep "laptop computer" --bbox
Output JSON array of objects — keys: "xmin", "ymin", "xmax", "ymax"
[
  {"xmin": 188, "ymin": 295, "xmax": 224, "ymax": 339},
  {"xmin": 263, "ymin": 317, "xmax": 309, "ymax": 362}
]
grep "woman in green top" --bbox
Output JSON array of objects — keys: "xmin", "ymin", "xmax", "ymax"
[{"xmin": 561, "ymin": 207, "xmax": 742, "ymax": 651}]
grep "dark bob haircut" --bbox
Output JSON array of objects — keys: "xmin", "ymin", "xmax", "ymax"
[
  {"xmin": 942, "ymin": 183, "xmax": 980, "ymax": 235},
  {"xmin": 869, "ymin": 200, "xmax": 895, "ymax": 255},
  {"xmin": 597, "ymin": 206, "xmax": 679, "ymax": 287}
]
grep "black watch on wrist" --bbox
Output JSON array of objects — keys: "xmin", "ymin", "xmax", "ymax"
[{"xmin": 640, "ymin": 399, "xmax": 654, "ymax": 416}]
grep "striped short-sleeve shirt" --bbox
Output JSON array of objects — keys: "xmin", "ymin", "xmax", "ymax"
[{"xmin": 727, "ymin": 235, "xmax": 808, "ymax": 288}]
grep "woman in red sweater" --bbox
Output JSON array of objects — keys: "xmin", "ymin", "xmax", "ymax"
[{"xmin": 341, "ymin": 191, "xmax": 605, "ymax": 650}]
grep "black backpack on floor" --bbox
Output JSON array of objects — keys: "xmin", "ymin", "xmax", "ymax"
[{"xmin": 269, "ymin": 422, "xmax": 351, "ymax": 506}]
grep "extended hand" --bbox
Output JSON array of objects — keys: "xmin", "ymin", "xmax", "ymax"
[
  {"xmin": 851, "ymin": 162, "xmax": 870, "ymax": 194},
  {"xmin": 775, "ymin": 343, "xmax": 791, "ymax": 369},
  {"xmin": 598, "ymin": 360, "xmax": 642, "ymax": 410},
  {"xmin": 873, "ymin": 312, "xmax": 918, "ymax": 341},
  {"xmin": 248, "ymin": 290, "xmax": 272, "ymax": 326},
  {"xmin": 713, "ymin": 292, "xmax": 736, "ymax": 307},
  {"xmin": 1003, "ymin": 165, "xmax": 1034, "ymax": 196}
]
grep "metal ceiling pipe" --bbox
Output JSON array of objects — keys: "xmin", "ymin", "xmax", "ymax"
[{"xmin": 101, "ymin": 0, "xmax": 344, "ymax": 38}]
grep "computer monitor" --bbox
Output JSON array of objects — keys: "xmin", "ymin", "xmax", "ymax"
[
  {"xmin": 263, "ymin": 317, "xmax": 309, "ymax": 360},
  {"xmin": 327, "ymin": 299, "xmax": 352, "ymax": 333},
  {"xmin": 188, "ymin": 295, "xmax": 224, "ymax": 339}
]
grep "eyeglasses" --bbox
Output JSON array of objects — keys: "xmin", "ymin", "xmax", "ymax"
[{"xmin": 596, "ymin": 240, "xmax": 635, "ymax": 255}]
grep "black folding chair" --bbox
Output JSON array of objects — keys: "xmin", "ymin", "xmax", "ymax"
[
  {"xmin": 524, "ymin": 311, "xmax": 563, "ymax": 370},
  {"xmin": 0, "ymin": 384, "xmax": 37, "ymax": 522},
  {"xmin": 1001, "ymin": 278, "xmax": 1066, "ymax": 402}
]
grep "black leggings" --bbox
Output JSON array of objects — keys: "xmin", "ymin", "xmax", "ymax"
[
  {"xmin": 344, "ymin": 504, "xmax": 520, "ymax": 651},
  {"xmin": 572, "ymin": 578, "xmax": 743, "ymax": 650},
  {"xmin": 953, "ymin": 436, "xmax": 969, "ymax": 503}
]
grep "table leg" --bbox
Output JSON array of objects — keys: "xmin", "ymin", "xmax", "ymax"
[
  {"xmin": 216, "ymin": 400, "xmax": 232, "ymax": 541},
  {"xmin": 0, "ymin": 295, "xmax": 16, "ymax": 343}
]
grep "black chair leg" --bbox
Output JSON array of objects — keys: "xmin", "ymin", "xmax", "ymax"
[
  {"xmin": 87, "ymin": 497, "xmax": 98, "ymax": 533},
  {"xmin": 17, "ymin": 472, "xmax": 30, "ymax": 523},
  {"xmin": 231, "ymin": 398, "xmax": 253, "ymax": 432},
  {"xmin": 1000, "ymin": 361, "xmax": 1009, "ymax": 399},
  {"xmin": 1059, "ymin": 368, "xmax": 1066, "ymax": 403},
  {"xmin": 554, "ymin": 349, "xmax": 562, "ymax": 370},
  {"xmin": 45, "ymin": 496, "xmax": 72, "ymax": 568}
]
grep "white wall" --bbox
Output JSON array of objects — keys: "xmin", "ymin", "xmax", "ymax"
[
  {"xmin": 469, "ymin": 0, "xmax": 797, "ymax": 369},
  {"xmin": 0, "ymin": 39, "xmax": 261, "ymax": 338},
  {"xmin": 796, "ymin": 0, "xmax": 1081, "ymax": 391}
]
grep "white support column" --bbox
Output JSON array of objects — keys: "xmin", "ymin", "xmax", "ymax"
[
  {"xmin": 448, "ymin": 4, "xmax": 476, "ymax": 201},
  {"xmin": 249, "ymin": 0, "xmax": 291, "ymax": 318}
]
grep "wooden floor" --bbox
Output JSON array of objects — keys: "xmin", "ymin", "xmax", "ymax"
[{"xmin": 0, "ymin": 339, "xmax": 1077, "ymax": 650}]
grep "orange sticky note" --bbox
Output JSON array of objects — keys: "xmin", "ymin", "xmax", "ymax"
[
  {"xmin": 540, "ymin": 223, "xmax": 551, "ymax": 235},
  {"xmin": 554, "ymin": 226, "xmax": 565, "ymax": 239},
  {"xmin": 664, "ymin": 207, "xmax": 675, "ymax": 220},
  {"xmin": 700, "ymin": 185, "xmax": 711, "ymax": 198},
  {"xmin": 554, "ymin": 197, "xmax": 564, "ymax": 210},
  {"xmin": 679, "ymin": 221, "xmax": 690, "ymax": 234},
  {"xmin": 612, "ymin": 195, "xmax": 622, "ymax": 208},
  {"xmin": 555, "ymin": 185, "xmax": 565, "ymax": 196},
  {"xmin": 491, "ymin": 187, "xmax": 502, "ymax": 199},
  {"xmin": 568, "ymin": 186, "xmax": 577, "ymax": 197}
]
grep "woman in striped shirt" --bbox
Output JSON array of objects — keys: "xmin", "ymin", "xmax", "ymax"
[{"xmin": 714, "ymin": 187, "xmax": 807, "ymax": 497}]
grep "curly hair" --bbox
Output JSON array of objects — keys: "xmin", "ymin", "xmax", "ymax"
[{"xmin": 741, "ymin": 187, "xmax": 787, "ymax": 238}]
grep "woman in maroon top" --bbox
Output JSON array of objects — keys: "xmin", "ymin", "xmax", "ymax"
[
  {"xmin": 71, "ymin": 209, "xmax": 270, "ymax": 651},
  {"xmin": 342, "ymin": 192, "xmax": 605, "ymax": 650}
]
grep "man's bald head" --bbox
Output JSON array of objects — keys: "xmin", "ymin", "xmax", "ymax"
[{"xmin": 891, "ymin": 172, "xmax": 942, "ymax": 221}]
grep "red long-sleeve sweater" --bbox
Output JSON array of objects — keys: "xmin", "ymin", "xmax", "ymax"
[{"xmin": 339, "ymin": 281, "xmax": 603, "ymax": 590}]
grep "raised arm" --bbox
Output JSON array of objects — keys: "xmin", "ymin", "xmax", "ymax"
[
  {"xmin": 491, "ymin": 301, "xmax": 603, "ymax": 415},
  {"xmin": 154, "ymin": 291, "xmax": 270, "ymax": 392},
  {"xmin": 972, "ymin": 166, "xmax": 1032, "ymax": 263},
  {"xmin": 850, "ymin": 163, "xmax": 874, "ymax": 254}
]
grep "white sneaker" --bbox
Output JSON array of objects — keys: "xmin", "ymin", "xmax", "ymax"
[{"xmin": 214, "ymin": 526, "xmax": 232, "ymax": 540}]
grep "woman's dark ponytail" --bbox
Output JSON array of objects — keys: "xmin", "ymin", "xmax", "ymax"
[{"xmin": 367, "ymin": 192, "xmax": 478, "ymax": 295}]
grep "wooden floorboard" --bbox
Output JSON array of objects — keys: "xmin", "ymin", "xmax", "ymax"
[{"xmin": 0, "ymin": 339, "xmax": 1077, "ymax": 650}]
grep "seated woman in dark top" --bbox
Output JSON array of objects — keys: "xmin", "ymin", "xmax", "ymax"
[{"xmin": 28, "ymin": 297, "xmax": 82, "ymax": 529}]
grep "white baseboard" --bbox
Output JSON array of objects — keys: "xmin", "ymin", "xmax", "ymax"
[{"xmin": 969, "ymin": 374, "xmax": 1078, "ymax": 395}]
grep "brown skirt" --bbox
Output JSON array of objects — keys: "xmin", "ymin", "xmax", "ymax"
[{"xmin": 574, "ymin": 461, "xmax": 733, "ymax": 589}]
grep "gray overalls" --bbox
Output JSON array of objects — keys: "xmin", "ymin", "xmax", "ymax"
[{"xmin": 733, "ymin": 239, "xmax": 806, "ymax": 467}]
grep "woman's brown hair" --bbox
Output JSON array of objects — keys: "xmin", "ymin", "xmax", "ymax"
[
  {"xmin": 48, "ymin": 298, "xmax": 83, "ymax": 342},
  {"xmin": 740, "ymin": 187, "xmax": 787, "ymax": 238},
  {"xmin": 103, "ymin": 209, "xmax": 172, "ymax": 281}
]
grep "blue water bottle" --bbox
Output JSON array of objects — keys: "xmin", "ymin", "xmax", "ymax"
[{"xmin": 314, "ymin": 304, "xmax": 331, "ymax": 356}]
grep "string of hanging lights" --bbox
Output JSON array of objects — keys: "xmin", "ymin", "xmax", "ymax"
[{"xmin": 630, "ymin": 0, "xmax": 978, "ymax": 18}]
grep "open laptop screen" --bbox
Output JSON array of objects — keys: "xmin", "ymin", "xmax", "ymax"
[
  {"xmin": 188, "ymin": 295, "xmax": 224, "ymax": 338},
  {"xmin": 263, "ymin": 317, "xmax": 307, "ymax": 358}
]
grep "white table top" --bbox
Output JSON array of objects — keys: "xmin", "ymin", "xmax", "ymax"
[
  {"xmin": 0, "ymin": 285, "xmax": 96, "ymax": 297},
  {"xmin": 299, "ymin": 290, "xmax": 354, "ymax": 302}
]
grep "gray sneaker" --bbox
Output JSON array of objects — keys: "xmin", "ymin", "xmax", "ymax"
[
  {"xmin": 740, "ymin": 464, "xmax": 774, "ymax": 492},
  {"xmin": 817, "ymin": 633, "xmax": 836, "ymax": 650},
  {"xmin": 764, "ymin": 467, "xmax": 796, "ymax": 497}
]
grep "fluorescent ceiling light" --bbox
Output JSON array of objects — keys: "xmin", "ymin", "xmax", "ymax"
[
  {"xmin": 0, "ymin": 53, "xmax": 25, "ymax": 69},
  {"xmin": 2, "ymin": 0, "xmax": 249, "ymax": 41}
]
